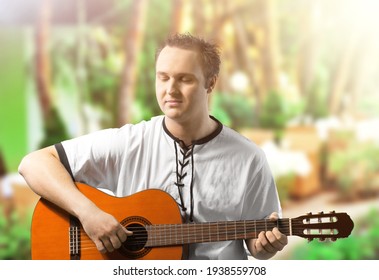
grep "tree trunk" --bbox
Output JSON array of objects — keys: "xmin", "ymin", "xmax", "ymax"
[
  {"xmin": 35, "ymin": 0, "xmax": 53, "ymax": 120},
  {"xmin": 232, "ymin": 13, "xmax": 261, "ymax": 126},
  {"xmin": 170, "ymin": 0, "xmax": 184, "ymax": 34},
  {"xmin": 328, "ymin": 23, "xmax": 360, "ymax": 115},
  {"xmin": 35, "ymin": 0, "xmax": 69, "ymax": 148},
  {"xmin": 117, "ymin": 0, "xmax": 147, "ymax": 126},
  {"xmin": 297, "ymin": 1, "xmax": 320, "ymax": 98},
  {"xmin": 259, "ymin": 0, "xmax": 281, "ymax": 94},
  {"xmin": 76, "ymin": 0, "xmax": 89, "ymax": 134}
]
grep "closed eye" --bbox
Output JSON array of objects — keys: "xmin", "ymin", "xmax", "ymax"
[
  {"xmin": 157, "ymin": 73, "xmax": 169, "ymax": 81},
  {"xmin": 179, "ymin": 75, "xmax": 195, "ymax": 83}
]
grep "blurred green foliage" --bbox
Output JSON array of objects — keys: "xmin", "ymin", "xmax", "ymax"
[
  {"xmin": 291, "ymin": 208, "xmax": 379, "ymax": 260},
  {"xmin": 259, "ymin": 91, "xmax": 290, "ymax": 130},
  {"xmin": 210, "ymin": 93, "xmax": 255, "ymax": 130},
  {"xmin": 258, "ymin": 91, "xmax": 303, "ymax": 141},
  {"xmin": 0, "ymin": 207, "xmax": 32, "ymax": 260},
  {"xmin": 39, "ymin": 107, "xmax": 70, "ymax": 148},
  {"xmin": 328, "ymin": 137, "xmax": 379, "ymax": 199},
  {"xmin": 275, "ymin": 173, "xmax": 295, "ymax": 204}
]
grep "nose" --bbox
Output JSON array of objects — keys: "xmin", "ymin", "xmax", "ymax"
[{"xmin": 166, "ymin": 79, "xmax": 178, "ymax": 95}]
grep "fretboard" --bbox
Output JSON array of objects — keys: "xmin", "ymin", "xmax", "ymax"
[{"xmin": 145, "ymin": 219, "xmax": 291, "ymax": 247}]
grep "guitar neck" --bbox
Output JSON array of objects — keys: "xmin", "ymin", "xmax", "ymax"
[{"xmin": 145, "ymin": 219, "xmax": 291, "ymax": 247}]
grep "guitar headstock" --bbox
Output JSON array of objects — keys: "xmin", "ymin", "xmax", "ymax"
[{"xmin": 291, "ymin": 211, "xmax": 354, "ymax": 242}]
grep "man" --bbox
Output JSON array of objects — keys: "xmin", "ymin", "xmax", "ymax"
[{"xmin": 19, "ymin": 33, "xmax": 287, "ymax": 260}]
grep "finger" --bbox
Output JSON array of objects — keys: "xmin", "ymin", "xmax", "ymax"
[
  {"xmin": 268, "ymin": 212, "xmax": 279, "ymax": 221},
  {"xmin": 123, "ymin": 226, "xmax": 133, "ymax": 236},
  {"xmin": 257, "ymin": 231, "xmax": 276, "ymax": 253},
  {"xmin": 109, "ymin": 235, "xmax": 122, "ymax": 249},
  {"xmin": 265, "ymin": 230, "xmax": 287, "ymax": 251},
  {"xmin": 95, "ymin": 240, "xmax": 107, "ymax": 254},
  {"xmin": 272, "ymin": 228, "xmax": 288, "ymax": 245},
  {"xmin": 117, "ymin": 229, "xmax": 128, "ymax": 243},
  {"xmin": 101, "ymin": 237, "xmax": 115, "ymax": 252},
  {"xmin": 116, "ymin": 226, "xmax": 130, "ymax": 242}
]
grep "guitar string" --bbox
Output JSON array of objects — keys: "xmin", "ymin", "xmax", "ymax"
[
  {"xmin": 73, "ymin": 223, "xmax": 289, "ymax": 247},
  {"xmin": 70, "ymin": 220, "xmax": 337, "ymax": 251},
  {"xmin": 74, "ymin": 222, "xmax": 294, "ymax": 242},
  {"xmin": 72, "ymin": 220, "xmax": 327, "ymax": 245}
]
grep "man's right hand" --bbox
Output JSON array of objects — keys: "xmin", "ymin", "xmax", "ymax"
[{"xmin": 79, "ymin": 206, "xmax": 133, "ymax": 253}]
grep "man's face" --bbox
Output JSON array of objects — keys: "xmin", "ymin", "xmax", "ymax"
[{"xmin": 155, "ymin": 46, "xmax": 209, "ymax": 124}]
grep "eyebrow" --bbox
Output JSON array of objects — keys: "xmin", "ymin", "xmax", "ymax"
[{"xmin": 156, "ymin": 71, "xmax": 196, "ymax": 77}]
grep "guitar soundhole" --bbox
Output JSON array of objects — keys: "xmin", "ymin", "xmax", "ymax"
[
  {"xmin": 119, "ymin": 216, "xmax": 151, "ymax": 259},
  {"xmin": 124, "ymin": 223, "xmax": 148, "ymax": 251}
]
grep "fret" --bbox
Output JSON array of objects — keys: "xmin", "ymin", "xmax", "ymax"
[
  {"xmin": 158, "ymin": 224, "xmax": 165, "ymax": 245},
  {"xmin": 174, "ymin": 224, "xmax": 177, "ymax": 245},
  {"xmin": 191, "ymin": 224, "xmax": 198, "ymax": 243},
  {"xmin": 155, "ymin": 225, "xmax": 158, "ymax": 246},
  {"xmin": 224, "ymin": 222, "xmax": 229, "ymax": 240},
  {"xmin": 201, "ymin": 222, "xmax": 204, "ymax": 242},
  {"xmin": 165, "ymin": 224, "xmax": 168, "ymax": 244},
  {"xmin": 151, "ymin": 226, "xmax": 156, "ymax": 244},
  {"xmin": 163, "ymin": 224, "xmax": 166, "ymax": 245},
  {"xmin": 186, "ymin": 224, "xmax": 189, "ymax": 243},
  {"xmin": 216, "ymin": 222, "xmax": 220, "ymax": 241},
  {"xmin": 158, "ymin": 225, "xmax": 164, "ymax": 245},
  {"xmin": 208, "ymin": 223, "xmax": 212, "ymax": 242},
  {"xmin": 180, "ymin": 225, "xmax": 185, "ymax": 244},
  {"xmin": 234, "ymin": 221, "xmax": 237, "ymax": 239},
  {"xmin": 169, "ymin": 224, "xmax": 172, "ymax": 245},
  {"xmin": 289, "ymin": 218, "xmax": 292, "ymax": 236}
]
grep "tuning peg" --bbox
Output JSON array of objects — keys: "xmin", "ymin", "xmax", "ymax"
[
  {"xmin": 307, "ymin": 238, "xmax": 314, "ymax": 243},
  {"xmin": 319, "ymin": 238, "xmax": 326, "ymax": 242},
  {"xmin": 306, "ymin": 212, "xmax": 311, "ymax": 223},
  {"xmin": 330, "ymin": 238, "xmax": 337, "ymax": 242},
  {"xmin": 318, "ymin": 211, "xmax": 324, "ymax": 215},
  {"xmin": 329, "ymin": 210, "xmax": 335, "ymax": 214}
]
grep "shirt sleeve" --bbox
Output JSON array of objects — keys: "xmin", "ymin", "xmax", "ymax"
[{"xmin": 60, "ymin": 127, "xmax": 128, "ymax": 193}]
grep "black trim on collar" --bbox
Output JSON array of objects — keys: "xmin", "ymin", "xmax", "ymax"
[{"xmin": 162, "ymin": 116, "xmax": 223, "ymax": 146}]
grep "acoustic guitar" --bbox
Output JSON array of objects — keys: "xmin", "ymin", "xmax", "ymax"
[{"xmin": 31, "ymin": 183, "xmax": 354, "ymax": 260}]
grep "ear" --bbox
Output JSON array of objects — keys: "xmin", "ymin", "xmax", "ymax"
[{"xmin": 206, "ymin": 76, "xmax": 217, "ymax": 93}]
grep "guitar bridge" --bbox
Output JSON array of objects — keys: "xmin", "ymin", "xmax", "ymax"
[{"xmin": 69, "ymin": 216, "xmax": 81, "ymax": 260}]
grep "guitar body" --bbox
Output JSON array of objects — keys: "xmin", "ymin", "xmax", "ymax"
[{"xmin": 31, "ymin": 183, "xmax": 183, "ymax": 260}]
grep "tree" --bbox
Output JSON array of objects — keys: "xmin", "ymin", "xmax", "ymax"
[
  {"xmin": 35, "ymin": 0, "xmax": 68, "ymax": 148},
  {"xmin": 117, "ymin": 0, "xmax": 147, "ymax": 126}
]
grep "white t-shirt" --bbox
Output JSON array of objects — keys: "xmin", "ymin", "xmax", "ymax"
[{"xmin": 60, "ymin": 115, "xmax": 281, "ymax": 260}]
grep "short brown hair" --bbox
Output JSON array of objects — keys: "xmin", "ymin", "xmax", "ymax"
[{"xmin": 156, "ymin": 33, "xmax": 221, "ymax": 83}]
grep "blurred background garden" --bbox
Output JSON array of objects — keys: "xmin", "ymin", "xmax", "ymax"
[{"xmin": 1, "ymin": 0, "xmax": 379, "ymax": 260}]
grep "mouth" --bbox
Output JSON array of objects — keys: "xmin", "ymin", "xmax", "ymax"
[{"xmin": 165, "ymin": 100, "xmax": 182, "ymax": 105}]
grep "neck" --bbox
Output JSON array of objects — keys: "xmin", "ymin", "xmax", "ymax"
[
  {"xmin": 144, "ymin": 218, "xmax": 291, "ymax": 247},
  {"xmin": 164, "ymin": 116, "xmax": 218, "ymax": 146}
]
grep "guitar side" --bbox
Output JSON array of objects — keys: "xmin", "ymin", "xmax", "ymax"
[{"xmin": 31, "ymin": 183, "xmax": 184, "ymax": 260}]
